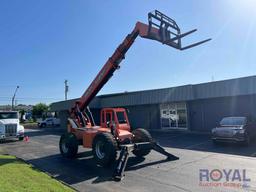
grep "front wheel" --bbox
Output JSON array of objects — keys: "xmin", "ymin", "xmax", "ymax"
[
  {"xmin": 92, "ymin": 132, "xmax": 117, "ymax": 167},
  {"xmin": 59, "ymin": 133, "xmax": 78, "ymax": 158},
  {"xmin": 132, "ymin": 128, "xmax": 153, "ymax": 157}
]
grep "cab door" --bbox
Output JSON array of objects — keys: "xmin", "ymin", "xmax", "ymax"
[
  {"xmin": 106, "ymin": 111, "xmax": 113, "ymax": 128},
  {"xmin": 100, "ymin": 109, "xmax": 114, "ymax": 128}
]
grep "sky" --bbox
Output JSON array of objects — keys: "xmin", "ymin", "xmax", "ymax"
[{"xmin": 0, "ymin": 0, "xmax": 256, "ymax": 105}]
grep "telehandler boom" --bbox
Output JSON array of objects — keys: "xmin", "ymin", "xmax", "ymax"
[{"xmin": 59, "ymin": 10, "xmax": 210, "ymax": 181}]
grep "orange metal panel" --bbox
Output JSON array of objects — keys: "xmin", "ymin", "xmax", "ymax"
[
  {"xmin": 82, "ymin": 128, "xmax": 111, "ymax": 148},
  {"xmin": 83, "ymin": 130, "xmax": 97, "ymax": 148},
  {"xmin": 118, "ymin": 130, "xmax": 133, "ymax": 141}
]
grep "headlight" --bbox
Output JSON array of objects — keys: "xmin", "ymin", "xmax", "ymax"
[
  {"xmin": 237, "ymin": 129, "xmax": 245, "ymax": 134},
  {"xmin": 212, "ymin": 128, "xmax": 216, "ymax": 133}
]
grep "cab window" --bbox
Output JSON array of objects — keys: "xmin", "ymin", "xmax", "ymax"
[{"xmin": 116, "ymin": 112, "xmax": 127, "ymax": 124}]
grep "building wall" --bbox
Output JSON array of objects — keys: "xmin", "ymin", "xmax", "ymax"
[
  {"xmin": 58, "ymin": 94, "xmax": 256, "ymax": 133},
  {"xmin": 125, "ymin": 104, "xmax": 160, "ymax": 130},
  {"xmin": 188, "ymin": 95, "xmax": 256, "ymax": 132}
]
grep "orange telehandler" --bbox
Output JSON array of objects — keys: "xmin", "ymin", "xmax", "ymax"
[{"xmin": 59, "ymin": 10, "xmax": 211, "ymax": 180}]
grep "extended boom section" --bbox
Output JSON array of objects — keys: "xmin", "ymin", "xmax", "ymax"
[{"xmin": 74, "ymin": 10, "xmax": 210, "ymax": 122}]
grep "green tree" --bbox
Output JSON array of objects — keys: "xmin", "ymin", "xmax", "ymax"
[{"xmin": 32, "ymin": 103, "xmax": 49, "ymax": 119}]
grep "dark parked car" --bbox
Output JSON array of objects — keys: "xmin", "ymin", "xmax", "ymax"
[{"xmin": 211, "ymin": 116, "xmax": 256, "ymax": 145}]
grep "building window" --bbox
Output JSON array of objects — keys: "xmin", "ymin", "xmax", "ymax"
[{"xmin": 160, "ymin": 103, "xmax": 187, "ymax": 129}]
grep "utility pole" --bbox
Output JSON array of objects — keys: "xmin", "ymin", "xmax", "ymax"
[
  {"xmin": 12, "ymin": 86, "xmax": 19, "ymax": 110},
  {"xmin": 64, "ymin": 80, "xmax": 68, "ymax": 100}
]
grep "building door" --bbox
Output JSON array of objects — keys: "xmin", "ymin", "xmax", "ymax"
[{"xmin": 160, "ymin": 103, "xmax": 188, "ymax": 129}]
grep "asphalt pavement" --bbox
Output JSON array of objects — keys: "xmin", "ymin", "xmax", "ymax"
[{"xmin": 1, "ymin": 128, "xmax": 256, "ymax": 192}]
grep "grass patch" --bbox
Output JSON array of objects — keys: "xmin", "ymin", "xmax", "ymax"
[{"xmin": 0, "ymin": 155, "xmax": 74, "ymax": 192}]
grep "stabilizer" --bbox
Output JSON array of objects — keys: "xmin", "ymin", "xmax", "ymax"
[{"xmin": 113, "ymin": 141, "xmax": 179, "ymax": 181}]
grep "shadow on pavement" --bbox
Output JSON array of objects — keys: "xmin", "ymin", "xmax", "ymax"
[
  {"xmin": 125, "ymin": 156, "xmax": 172, "ymax": 171},
  {"xmin": 0, "ymin": 156, "xmax": 19, "ymax": 166},
  {"xmin": 151, "ymin": 131, "xmax": 256, "ymax": 157},
  {"xmin": 27, "ymin": 151, "xmax": 108, "ymax": 185},
  {"xmin": 24, "ymin": 128, "xmax": 64, "ymax": 138},
  {"xmin": 0, "ymin": 139, "xmax": 18, "ymax": 144},
  {"xmin": 27, "ymin": 150, "xmax": 177, "ymax": 185}
]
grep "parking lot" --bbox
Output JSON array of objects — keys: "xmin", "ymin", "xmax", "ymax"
[{"xmin": 1, "ymin": 128, "xmax": 256, "ymax": 192}]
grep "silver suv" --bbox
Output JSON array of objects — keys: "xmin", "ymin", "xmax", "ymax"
[{"xmin": 212, "ymin": 116, "xmax": 256, "ymax": 145}]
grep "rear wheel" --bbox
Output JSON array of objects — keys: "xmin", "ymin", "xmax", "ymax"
[
  {"xmin": 212, "ymin": 139, "xmax": 220, "ymax": 146},
  {"xmin": 92, "ymin": 132, "xmax": 117, "ymax": 167},
  {"xmin": 242, "ymin": 134, "xmax": 250, "ymax": 146},
  {"xmin": 132, "ymin": 128, "xmax": 153, "ymax": 157},
  {"xmin": 59, "ymin": 133, "xmax": 78, "ymax": 158}
]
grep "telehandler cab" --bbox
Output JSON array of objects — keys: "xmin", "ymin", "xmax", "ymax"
[{"xmin": 59, "ymin": 10, "xmax": 210, "ymax": 180}]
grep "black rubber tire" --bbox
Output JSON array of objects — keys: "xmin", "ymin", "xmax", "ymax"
[
  {"xmin": 212, "ymin": 139, "xmax": 220, "ymax": 146},
  {"xmin": 18, "ymin": 137, "xmax": 24, "ymax": 141},
  {"xmin": 59, "ymin": 133, "xmax": 78, "ymax": 158},
  {"xmin": 41, "ymin": 123, "xmax": 46, "ymax": 128},
  {"xmin": 132, "ymin": 128, "xmax": 153, "ymax": 157},
  {"xmin": 241, "ymin": 134, "xmax": 250, "ymax": 146},
  {"xmin": 92, "ymin": 132, "xmax": 117, "ymax": 167}
]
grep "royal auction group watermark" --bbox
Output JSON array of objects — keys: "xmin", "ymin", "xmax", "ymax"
[{"xmin": 199, "ymin": 169, "xmax": 251, "ymax": 189}]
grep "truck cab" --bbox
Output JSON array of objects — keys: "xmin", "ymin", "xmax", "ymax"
[
  {"xmin": 100, "ymin": 108, "xmax": 133, "ymax": 142},
  {"xmin": 100, "ymin": 108, "xmax": 131, "ymax": 132},
  {"xmin": 0, "ymin": 111, "xmax": 24, "ymax": 141}
]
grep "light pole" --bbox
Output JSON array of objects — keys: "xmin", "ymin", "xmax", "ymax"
[
  {"xmin": 12, "ymin": 86, "xmax": 19, "ymax": 110},
  {"xmin": 64, "ymin": 80, "xmax": 68, "ymax": 100}
]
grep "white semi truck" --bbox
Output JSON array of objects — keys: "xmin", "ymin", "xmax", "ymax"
[{"xmin": 0, "ymin": 111, "xmax": 24, "ymax": 141}]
